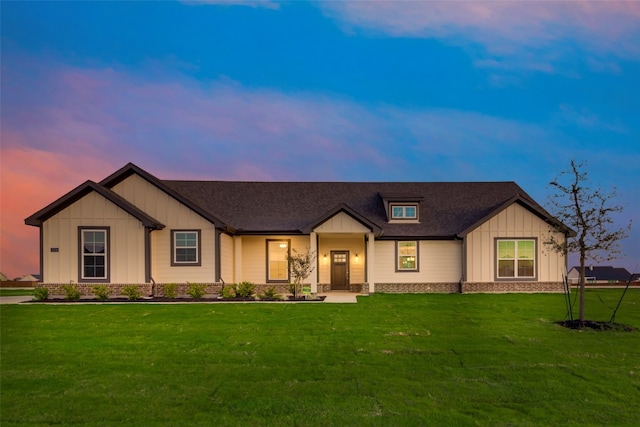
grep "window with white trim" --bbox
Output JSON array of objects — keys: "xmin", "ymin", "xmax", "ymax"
[
  {"xmin": 80, "ymin": 228, "xmax": 108, "ymax": 281},
  {"xmin": 397, "ymin": 241, "xmax": 418, "ymax": 271},
  {"xmin": 390, "ymin": 204, "xmax": 418, "ymax": 220},
  {"xmin": 267, "ymin": 240, "xmax": 290, "ymax": 282},
  {"xmin": 497, "ymin": 239, "xmax": 536, "ymax": 279},
  {"xmin": 172, "ymin": 230, "xmax": 201, "ymax": 266}
]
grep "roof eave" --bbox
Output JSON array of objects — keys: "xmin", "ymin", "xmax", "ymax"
[
  {"xmin": 24, "ymin": 180, "xmax": 165, "ymax": 230},
  {"xmin": 100, "ymin": 162, "xmax": 228, "ymax": 229}
]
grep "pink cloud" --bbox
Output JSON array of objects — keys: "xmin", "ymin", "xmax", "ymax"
[
  {"xmin": 0, "ymin": 145, "xmax": 115, "ymax": 279},
  {"xmin": 321, "ymin": 1, "xmax": 640, "ymax": 72}
]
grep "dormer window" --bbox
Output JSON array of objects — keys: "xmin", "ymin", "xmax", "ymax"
[
  {"xmin": 391, "ymin": 204, "xmax": 417, "ymax": 220},
  {"xmin": 381, "ymin": 194, "xmax": 423, "ymax": 223}
]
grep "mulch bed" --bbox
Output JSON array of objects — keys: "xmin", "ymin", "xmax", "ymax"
[
  {"xmin": 27, "ymin": 296, "xmax": 326, "ymax": 303},
  {"xmin": 556, "ymin": 320, "xmax": 634, "ymax": 332}
]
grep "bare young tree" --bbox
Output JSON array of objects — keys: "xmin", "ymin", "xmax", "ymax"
[
  {"xmin": 546, "ymin": 160, "xmax": 631, "ymax": 326},
  {"xmin": 287, "ymin": 249, "xmax": 317, "ymax": 299}
]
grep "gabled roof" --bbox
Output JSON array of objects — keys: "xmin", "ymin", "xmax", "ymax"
[
  {"xmin": 568, "ymin": 266, "xmax": 633, "ymax": 282},
  {"xmin": 301, "ymin": 203, "xmax": 383, "ymax": 235},
  {"xmin": 163, "ymin": 179, "xmax": 561, "ymax": 238},
  {"xmin": 100, "ymin": 163, "xmax": 229, "ymax": 230},
  {"xmin": 27, "ymin": 163, "xmax": 570, "ymax": 240},
  {"xmin": 458, "ymin": 193, "xmax": 575, "ymax": 237},
  {"xmin": 25, "ymin": 180, "xmax": 165, "ymax": 229}
]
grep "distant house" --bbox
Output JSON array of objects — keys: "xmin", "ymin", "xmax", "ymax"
[
  {"xmin": 25, "ymin": 163, "xmax": 573, "ymax": 296},
  {"xmin": 18, "ymin": 274, "xmax": 41, "ymax": 282},
  {"xmin": 567, "ymin": 266, "xmax": 633, "ymax": 284},
  {"xmin": 0, "ymin": 272, "xmax": 8, "ymax": 281}
]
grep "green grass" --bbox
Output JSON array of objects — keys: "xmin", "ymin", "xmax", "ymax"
[
  {"xmin": 2, "ymin": 290, "xmax": 639, "ymax": 426},
  {"xmin": 0, "ymin": 289, "xmax": 34, "ymax": 297}
]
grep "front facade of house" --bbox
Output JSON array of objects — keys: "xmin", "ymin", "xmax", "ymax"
[{"xmin": 26, "ymin": 163, "xmax": 570, "ymax": 295}]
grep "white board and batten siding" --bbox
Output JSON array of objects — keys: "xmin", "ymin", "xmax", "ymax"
[
  {"xmin": 465, "ymin": 203, "xmax": 566, "ymax": 282},
  {"xmin": 42, "ymin": 191, "xmax": 146, "ymax": 283},
  {"xmin": 314, "ymin": 212, "xmax": 370, "ymax": 234},
  {"xmin": 111, "ymin": 173, "xmax": 217, "ymax": 283},
  {"xmin": 373, "ymin": 240, "xmax": 462, "ymax": 283}
]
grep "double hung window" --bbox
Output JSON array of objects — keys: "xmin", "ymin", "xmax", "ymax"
[
  {"xmin": 267, "ymin": 240, "xmax": 290, "ymax": 282},
  {"xmin": 80, "ymin": 228, "xmax": 109, "ymax": 282},
  {"xmin": 496, "ymin": 239, "xmax": 536, "ymax": 279},
  {"xmin": 172, "ymin": 230, "xmax": 201, "ymax": 266},
  {"xmin": 397, "ymin": 241, "xmax": 418, "ymax": 271}
]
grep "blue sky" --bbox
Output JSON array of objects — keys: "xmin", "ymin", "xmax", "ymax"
[{"xmin": 1, "ymin": 0, "xmax": 639, "ymax": 278}]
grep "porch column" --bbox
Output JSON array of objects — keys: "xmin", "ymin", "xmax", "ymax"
[
  {"xmin": 367, "ymin": 232, "xmax": 375, "ymax": 293},
  {"xmin": 310, "ymin": 232, "xmax": 318, "ymax": 293}
]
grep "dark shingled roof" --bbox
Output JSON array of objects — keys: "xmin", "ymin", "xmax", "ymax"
[
  {"xmin": 163, "ymin": 180, "xmax": 553, "ymax": 238},
  {"xmin": 570, "ymin": 266, "xmax": 633, "ymax": 282}
]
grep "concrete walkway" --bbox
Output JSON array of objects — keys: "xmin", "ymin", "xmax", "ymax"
[
  {"xmin": 0, "ymin": 296, "xmax": 33, "ymax": 304},
  {"xmin": 321, "ymin": 293, "xmax": 360, "ymax": 303}
]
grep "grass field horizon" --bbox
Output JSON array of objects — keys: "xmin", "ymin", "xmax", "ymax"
[{"xmin": 2, "ymin": 290, "xmax": 639, "ymax": 426}]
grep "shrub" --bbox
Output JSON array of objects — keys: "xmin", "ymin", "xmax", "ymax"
[
  {"xmin": 186, "ymin": 282, "xmax": 206, "ymax": 299},
  {"xmin": 222, "ymin": 284, "xmax": 237, "ymax": 299},
  {"xmin": 63, "ymin": 284, "xmax": 81, "ymax": 301},
  {"xmin": 122, "ymin": 285, "xmax": 141, "ymax": 301},
  {"xmin": 258, "ymin": 286, "xmax": 281, "ymax": 300},
  {"xmin": 92, "ymin": 285, "xmax": 112, "ymax": 301},
  {"xmin": 33, "ymin": 287, "xmax": 49, "ymax": 301},
  {"xmin": 236, "ymin": 281, "xmax": 255, "ymax": 298},
  {"xmin": 163, "ymin": 283, "xmax": 177, "ymax": 298}
]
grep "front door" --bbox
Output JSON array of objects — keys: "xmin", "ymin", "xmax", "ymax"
[{"xmin": 330, "ymin": 251, "xmax": 349, "ymax": 290}]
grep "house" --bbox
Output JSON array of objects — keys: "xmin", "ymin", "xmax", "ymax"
[
  {"xmin": 567, "ymin": 266, "xmax": 633, "ymax": 285},
  {"xmin": 0, "ymin": 272, "xmax": 8, "ymax": 281},
  {"xmin": 25, "ymin": 163, "xmax": 572, "ymax": 296},
  {"xmin": 18, "ymin": 274, "xmax": 41, "ymax": 282}
]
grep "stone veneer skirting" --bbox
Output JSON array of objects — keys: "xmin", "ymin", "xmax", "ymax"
[
  {"xmin": 461, "ymin": 281, "xmax": 564, "ymax": 293},
  {"xmin": 374, "ymin": 282, "xmax": 564, "ymax": 293},
  {"xmin": 37, "ymin": 281, "xmax": 564, "ymax": 297},
  {"xmin": 374, "ymin": 283, "xmax": 460, "ymax": 293}
]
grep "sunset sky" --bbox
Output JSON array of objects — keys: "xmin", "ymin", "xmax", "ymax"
[{"xmin": 1, "ymin": 1, "xmax": 639, "ymax": 279}]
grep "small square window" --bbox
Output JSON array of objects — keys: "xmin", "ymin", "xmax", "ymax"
[{"xmin": 172, "ymin": 230, "xmax": 201, "ymax": 266}]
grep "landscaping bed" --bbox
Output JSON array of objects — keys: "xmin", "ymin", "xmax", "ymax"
[{"xmin": 27, "ymin": 295, "xmax": 326, "ymax": 303}]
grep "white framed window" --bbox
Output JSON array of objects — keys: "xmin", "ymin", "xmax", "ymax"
[
  {"xmin": 396, "ymin": 241, "xmax": 418, "ymax": 271},
  {"xmin": 390, "ymin": 204, "xmax": 418, "ymax": 220},
  {"xmin": 496, "ymin": 239, "xmax": 536, "ymax": 279},
  {"xmin": 79, "ymin": 227, "xmax": 109, "ymax": 282},
  {"xmin": 172, "ymin": 230, "xmax": 201, "ymax": 266},
  {"xmin": 267, "ymin": 239, "xmax": 290, "ymax": 282}
]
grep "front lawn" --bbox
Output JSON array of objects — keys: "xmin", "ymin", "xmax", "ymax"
[{"xmin": 1, "ymin": 291, "xmax": 639, "ymax": 426}]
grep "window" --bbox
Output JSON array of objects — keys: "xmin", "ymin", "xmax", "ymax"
[
  {"xmin": 267, "ymin": 240, "xmax": 290, "ymax": 282},
  {"xmin": 79, "ymin": 228, "xmax": 109, "ymax": 282},
  {"xmin": 397, "ymin": 241, "xmax": 418, "ymax": 271},
  {"xmin": 172, "ymin": 230, "xmax": 201, "ymax": 266},
  {"xmin": 390, "ymin": 204, "xmax": 418, "ymax": 220},
  {"xmin": 497, "ymin": 239, "xmax": 536, "ymax": 279}
]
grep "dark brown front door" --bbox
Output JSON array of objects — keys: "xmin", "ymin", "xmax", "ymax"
[{"xmin": 331, "ymin": 251, "xmax": 349, "ymax": 290}]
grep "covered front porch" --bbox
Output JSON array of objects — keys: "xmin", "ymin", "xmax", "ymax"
[{"xmin": 305, "ymin": 207, "xmax": 380, "ymax": 294}]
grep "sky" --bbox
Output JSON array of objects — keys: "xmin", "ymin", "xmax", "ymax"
[{"xmin": 1, "ymin": 0, "xmax": 639, "ymax": 279}]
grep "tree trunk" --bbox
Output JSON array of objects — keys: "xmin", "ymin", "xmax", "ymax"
[{"xmin": 579, "ymin": 252, "xmax": 586, "ymax": 327}]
